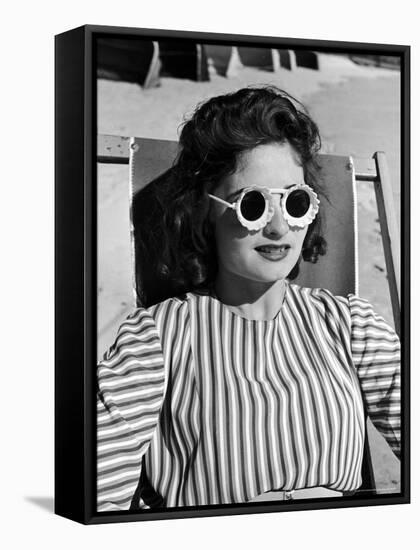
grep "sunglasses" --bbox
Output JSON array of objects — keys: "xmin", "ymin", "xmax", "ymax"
[{"xmin": 208, "ymin": 184, "xmax": 320, "ymax": 231}]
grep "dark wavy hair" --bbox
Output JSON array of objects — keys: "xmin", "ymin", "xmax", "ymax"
[{"xmin": 133, "ymin": 86, "xmax": 327, "ymax": 306}]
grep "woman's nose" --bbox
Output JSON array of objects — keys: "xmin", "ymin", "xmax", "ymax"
[{"xmin": 263, "ymin": 199, "xmax": 289, "ymax": 238}]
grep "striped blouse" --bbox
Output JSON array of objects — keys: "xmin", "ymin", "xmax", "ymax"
[{"xmin": 97, "ymin": 283, "xmax": 400, "ymax": 512}]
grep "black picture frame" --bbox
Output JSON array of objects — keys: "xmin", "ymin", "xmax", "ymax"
[{"xmin": 55, "ymin": 24, "xmax": 410, "ymax": 525}]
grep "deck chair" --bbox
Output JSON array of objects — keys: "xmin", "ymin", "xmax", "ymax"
[
  {"xmin": 294, "ymin": 50, "xmax": 320, "ymax": 70},
  {"xmin": 204, "ymin": 45, "xmax": 243, "ymax": 78},
  {"xmin": 278, "ymin": 50, "xmax": 295, "ymax": 71},
  {"xmin": 96, "ymin": 38, "xmax": 160, "ymax": 88},
  {"xmin": 97, "ymin": 134, "xmax": 401, "ymax": 496},
  {"xmin": 237, "ymin": 47, "xmax": 277, "ymax": 71},
  {"xmin": 158, "ymin": 41, "xmax": 209, "ymax": 81}
]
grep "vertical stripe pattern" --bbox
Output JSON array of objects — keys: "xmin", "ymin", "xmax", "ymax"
[{"xmin": 97, "ymin": 283, "xmax": 401, "ymax": 511}]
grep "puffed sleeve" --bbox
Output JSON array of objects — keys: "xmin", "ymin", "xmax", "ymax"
[
  {"xmin": 97, "ymin": 308, "xmax": 166, "ymax": 511},
  {"xmin": 349, "ymin": 295, "xmax": 401, "ymax": 458}
]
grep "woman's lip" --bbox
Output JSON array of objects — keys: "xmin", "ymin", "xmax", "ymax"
[
  {"xmin": 254, "ymin": 245, "xmax": 290, "ymax": 261},
  {"xmin": 255, "ymin": 244, "xmax": 290, "ymax": 251}
]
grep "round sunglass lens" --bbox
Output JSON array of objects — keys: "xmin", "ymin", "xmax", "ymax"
[
  {"xmin": 240, "ymin": 191, "xmax": 266, "ymax": 221},
  {"xmin": 286, "ymin": 189, "xmax": 310, "ymax": 218}
]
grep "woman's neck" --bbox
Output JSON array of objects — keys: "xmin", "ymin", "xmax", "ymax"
[{"xmin": 213, "ymin": 271, "xmax": 287, "ymax": 321}]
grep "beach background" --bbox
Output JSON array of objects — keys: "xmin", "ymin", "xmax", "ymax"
[{"xmin": 97, "ymin": 49, "xmax": 401, "ymax": 495}]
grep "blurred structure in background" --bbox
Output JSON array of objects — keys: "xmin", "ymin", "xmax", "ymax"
[
  {"xmin": 204, "ymin": 45, "xmax": 242, "ymax": 77},
  {"xmin": 350, "ymin": 55, "xmax": 401, "ymax": 69},
  {"xmin": 294, "ymin": 50, "xmax": 319, "ymax": 70},
  {"xmin": 96, "ymin": 38, "xmax": 400, "ymax": 89},
  {"xmin": 159, "ymin": 40, "xmax": 209, "ymax": 81},
  {"xmin": 237, "ymin": 46, "xmax": 277, "ymax": 71},
  {"xmin": 96, "ymin": 38, "xmax": 161, "ymax": 88}
]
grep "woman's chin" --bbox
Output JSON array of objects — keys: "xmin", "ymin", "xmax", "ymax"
[
  {"xmin": 217, "ymin": 257, "xmax": 296, "ymax": 288},
  {"xmin": 250, "ymin": 262, "xmax": 295, "ymax": 283},
  {"xmin": 234, "ymin": 268, "xmax": 290, "ymax": 286}
]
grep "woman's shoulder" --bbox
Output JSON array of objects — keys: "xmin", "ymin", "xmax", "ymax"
[
  {"xmin": 289, "ymin": 284, "xmax": 392, "ymax": 325},
  {"xmin": 287, "ymin": 282, "xmax": 350, "ymax": 311},
  {"xmin": 287, "ymin": 283, "xmax": 396, "ymax": 336},
  {"xmin": 146, "ymin": 292, "xmax": 191, "ymax": 318},
  {"xmin": 287, "ymin": 282, "xmax": 372, "ymax": 308},
  {"xmin": 103, "ymin": 295, "xmax": 194, "ymax": 361},
  {"xmin": 117, "ymin": 292, "xmax": 212, "ymax": 339},
  {"xmin": 286, "ymin": 282, "xmax": 374, "ymax": 331}
]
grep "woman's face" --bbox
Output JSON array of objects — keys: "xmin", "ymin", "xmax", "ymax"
[{"xmin": 212, "ymin": 141, "xmax": 309, "ymax": 286}]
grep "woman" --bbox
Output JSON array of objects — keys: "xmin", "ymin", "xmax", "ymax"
[{"xmin": 97, "ymin": 86, "xmax": 400, "ymax": 511}]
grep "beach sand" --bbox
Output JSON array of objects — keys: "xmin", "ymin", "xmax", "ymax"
[{"xmin": 97, "ymin": 54, "xmax": 401, "ymax": 494}]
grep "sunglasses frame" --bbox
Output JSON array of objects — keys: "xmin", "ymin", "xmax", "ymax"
[{"xmin": 208, "ymin": 184, "xmax": 320, "ymax": 231}]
